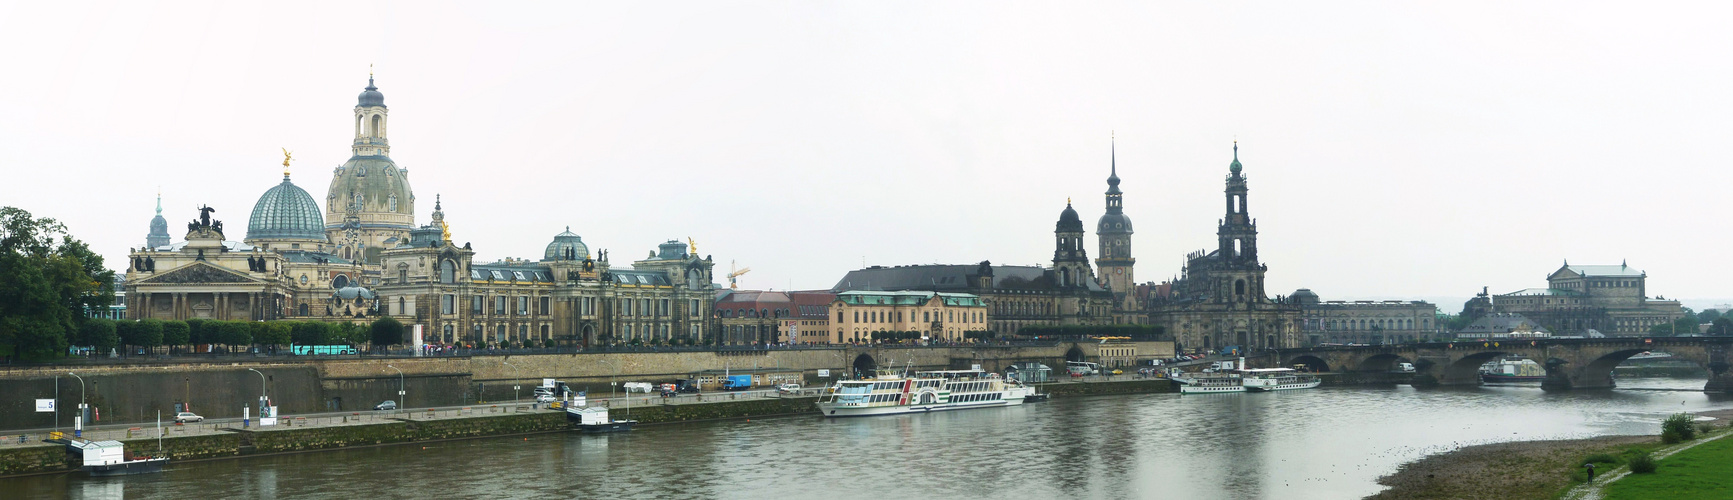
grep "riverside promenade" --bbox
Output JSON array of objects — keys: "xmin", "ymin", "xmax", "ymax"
[{"xmin": 0, "ymin": 376, "xmax": 1171, "ymax": 476}]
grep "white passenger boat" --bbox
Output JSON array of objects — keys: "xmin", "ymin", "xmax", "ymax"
[
  {"xmin": 1240, "ymin": 368, "xmax": 1321, "ymax": 392},
  {"xmin": 816, "ymin": 369, "xmax": 1036, "ymax": 418},
  {"xmin": 1176, "ymin": 373, "xmax": 1246, "ymax": 394}
]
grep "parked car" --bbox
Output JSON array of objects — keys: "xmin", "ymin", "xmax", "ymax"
[
  {"xmin": 173, "ymin": 412, "xmax": 204, "ymax": 423},
  {"xmin": 536, "ymin": 394, "xmax": 556, "ymax": 403},
  {"xmin": 374, "ymin": 400, "xmax": 398, "ymax": 411},
  {"xmin": 776, "ymin": 383, "xmax": 801, "ymax": 394}
]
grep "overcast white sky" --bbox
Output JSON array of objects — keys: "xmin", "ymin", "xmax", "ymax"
[{"xmin": 3, "ymin": 2, "xmax": 1730, "ymax": 309}]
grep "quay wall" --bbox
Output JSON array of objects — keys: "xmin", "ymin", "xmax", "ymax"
[
  {"xmin": 0, "ymin": 341, "xmax": 1172, "ymax": 428},
  {"xmin": 0, "ymin": 396, "xmax": 821, "ymax": 477},
  {"xmin": 1038, "ymin": 379, "xmax": 1173, "ymax": 396}
]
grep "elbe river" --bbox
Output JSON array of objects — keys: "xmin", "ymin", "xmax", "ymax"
[{"xmin": 8, "ymin": 378, "xmax": 1729, "ymax": 500}]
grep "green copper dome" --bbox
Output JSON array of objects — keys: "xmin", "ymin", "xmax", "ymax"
[{"xmin": 248, "ymin": 175, "xmax": 326, "ymax": 241}]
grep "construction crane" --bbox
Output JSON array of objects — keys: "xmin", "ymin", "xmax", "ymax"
[{"xmin": 728, "ymin": 260, "xmax": 751, "ymax": 289}]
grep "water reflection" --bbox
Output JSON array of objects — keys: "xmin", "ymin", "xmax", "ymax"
[{"xmin": 6, "ymin": 378, "xmax": 1731, "ymax": 500}]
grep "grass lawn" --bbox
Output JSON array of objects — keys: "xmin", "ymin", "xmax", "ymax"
[{"xmin": 1603, "ymin": 433, "xmax": 1733, "ymax": 500}]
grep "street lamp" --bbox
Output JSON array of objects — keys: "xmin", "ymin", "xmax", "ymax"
[
  {"xmin": 386, "ymin": 364, "xmax": 405, "ymax": 409},
  {"xmin": 246, "ymin": 368, "xmax": 267, "ymax": 400},
  {"xmin": 502, "ymin": 360, "xmax": 522, "ymax": 403},
  {"xmin": 67, "ymin": 372, "xmax": 86, "ymax": 437}
]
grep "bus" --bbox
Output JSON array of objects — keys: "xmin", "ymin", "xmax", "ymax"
[
  {"xmin": 1066, "ymin": 361, "xmax": 1102, "ymax": 376},
  {"xmin": 290, "ymin": 345, "xmax": 358, "ymax": 356}
]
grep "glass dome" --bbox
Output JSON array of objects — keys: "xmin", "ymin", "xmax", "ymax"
[{"xmin": 248, "ymin": 176, "xmax": 326, "ymax": 241}]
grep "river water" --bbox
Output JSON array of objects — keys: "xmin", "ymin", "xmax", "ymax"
[{"xmin": 9, "ymin": 378, "xmax": 1731, "ymax": 500}]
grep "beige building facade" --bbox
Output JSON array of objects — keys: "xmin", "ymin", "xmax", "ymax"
[{"xmin": 831, "ymin": 291, "xmax": 988, "ymax": 343}]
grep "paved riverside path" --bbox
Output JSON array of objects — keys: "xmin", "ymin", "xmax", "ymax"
[
  {"xmin": 2, "ymin": 375, "xmax": 1157, "ymax": 449},
  {"xmin": 0, "ymin": 387, "xmax": 814, "ymax": 450},
  {"xmin": 1561, "ymin": 428, "xmax": 1733, "ymax": 500}
]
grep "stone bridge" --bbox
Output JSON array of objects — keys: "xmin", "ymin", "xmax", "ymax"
[{"xmin": 1254, "ymin": 337, "xmax": 1733, "ymax": 392}]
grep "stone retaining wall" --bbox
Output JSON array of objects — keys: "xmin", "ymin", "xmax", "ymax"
[
  {"xmin": 0, "ymin": 396, "xmax": 821, "ymax": 477},
  {"xmin": 1038, "ymin": 379, "xmax": 1173, "ymax": 396}
]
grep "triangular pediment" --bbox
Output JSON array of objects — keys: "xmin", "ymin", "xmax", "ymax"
[
  {"xmin": 1547, "ymin": 266, "xmax": 1581, "ymax": 281},
  {"xmin": 137, "ymin": 262, "xmax": 260, "ymax": 285}
]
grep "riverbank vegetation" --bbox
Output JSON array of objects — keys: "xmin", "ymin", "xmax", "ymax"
[
  {"xmin": 1370, "ymin": 412, "xmax": 1733, "ymax": 500},
  {"xmin": 1367, "ymin": 435, "xmax": 1658, "ymax": 500},
  {"xmin": 1602, "ymin": 426, "xmax": 1733, "ymax": 499}
]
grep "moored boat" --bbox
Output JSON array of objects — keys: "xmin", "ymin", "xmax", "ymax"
[
  {"xmin": 1240, "ymin": 368, "xmax": 1321, "ymax": 392},
  {"xmin": 816, "ymin": 369, "xmax": 1032, "ymax": 418},
  {"xmin": 1176, "ymin": 373, "xmax": 1246, "ymax": 394},
  {"xmin": 70, "ymin": 440, "xmax": 167, "ymax": 476},
  {"xmin": 1480, "ymin": 358, "xmax": 1545, "ymax": 383},
  {"xmin": 566, "ymin": 406, "xmax": 636, "ymax": 433}
]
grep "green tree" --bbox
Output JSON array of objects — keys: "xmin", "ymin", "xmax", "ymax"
[
  {"xmin": 1700, "ymin": 309, "xmax": 1723, "ymax": 324},
  {"xmin": 77, "ymin": 318, "xmax": 115, "ymax": 350},
  {"xmin": 114, "ymin": 319, "xmax": 137, "ymax": 350},
  {"xmin": 88, "ymin": 319, "xmax": 119, "ymax": 354},
  {"xmin": 0, "ymin": 207, "xmax": 113, "ymax": 360},
  {"xmin": 1649, "ymin": 317, "xmax": 1701, "ymax": 336},
  {"xmin": 370, "ymin": 317, "xmax": 403, "ymax": 349},
  {"xmin": 287, "ymin": 321, "xmax": 325, "ymax": 345},
  {"xmin": 257, "ymin": 322, "xmax": 292, "ymax": 347},
  {"xmin": 217, "ymin": 321, "xmax": 251, "ymax": 353},
  {"xmin": 133, "ymin": 319, "xmax": 164, "ymax": 354},
  {"xmin": 185, "ymin": 318, "xmax": 212, "ymax": 347},
  {"xmin": 1712, "ymin": 317, "xmax": 1733, "ymax": 336},
  {"xmin": 161, "ymin": 320, "xmax": 190, "ymax": 353}
]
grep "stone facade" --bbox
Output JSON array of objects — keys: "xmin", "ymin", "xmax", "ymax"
[
  {"xmin": 325, "ymin": 76, "xmax": 416, "ymax": 267},
  {"xmin": 375, "ymin": 214, "xmax": 717, "ymax": 347},
  {"xmin": 127, "ymin": 77, "xmax": 717, "ymax": 346},
  {"xmin": 125, "ymin": 205, "xmax": 366, "ymax": 322},
  {"xmin": 1291, "ymin": 289, "xmax": 1440, "ymax": 345},
  {"xmin": 712, "ymin": 289, "xmax": 835, "ymax": 345},
  {"xmin": 1487, "ymin": 262, "xmax": 1685, "ymax": 336},
  {"xmin": 830, "ymin": 290, "xmax": 988, "ymax": 343},
  {"xmin": 1148, "ymin": 144, "xmax": 1302, "ymax": 352}
]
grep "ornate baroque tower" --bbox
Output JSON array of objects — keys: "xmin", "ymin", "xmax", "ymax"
[
  {"xmin": 145, "ymin": 191, "xmax": 171, "ymax": 249},
  {"xmin": 1095, "ymin": 139, "xmax": 1136, "ymax": 310},
  {"xmin": 1053, "ymin": 201, "xmax": 1093, "ymax": 288},
  {"xmin": 325, "ymin": 74, "xmax": 416, "ymax": 265},
  {"xmin": 1216, "ymin": 142, "xmax": 1265, "ymax": 304}
]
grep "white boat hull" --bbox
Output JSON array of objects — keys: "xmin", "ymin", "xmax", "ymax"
[
  {"xmin": 817, "ymin": 397, "xmax": 1019, "ymax": 418},
  {"xmin": 1179, "ymin": 383, "xmax": 1246, "ymax": 394},
  {"xmin": 1243, "ymin": 379, "xmax": 1321, "ymax": 392}
]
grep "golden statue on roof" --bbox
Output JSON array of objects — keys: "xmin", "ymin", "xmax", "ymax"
[
  {"xmin": 688, "ymin": 237, "xmax": 697, "ymax": 254},
  {"xmin": 281, "ymin": 148, "xmax": 293, "ymax": 176}
]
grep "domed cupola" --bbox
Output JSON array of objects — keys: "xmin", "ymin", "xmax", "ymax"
[
  {"xmin": 1056, "ymin": 200, "xmax": 1083, "ymax": 233},
  {"xmin": 358, "ymin": 76, "xmax": 385, "ymax": 108},
  {"xmin": 146, "ymin": 192, "xmax": 171, "ymax": 249},
  {"xmin": 248, "ymin": 170, "xmax": 326, "ymax": 243},
  {"xmin": 543, "ymin": 227, "xmax": 590, "ymax": 261}
]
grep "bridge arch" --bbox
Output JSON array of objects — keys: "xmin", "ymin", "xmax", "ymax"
[
  {"xmin": 852, "ymin": 353, "xmax": 876, "ymax": 377},
  {"xmin": 1355, "ymin": 353, "xmax": 1413, "ymax": 373},
  {"xmin": 1065, "ymin": 345, "xmax": 1086, "ymax": 363},
  {"xmin": 1286, "ymin": 354, "xmax": 1330, "ymax": 373},
  {"xmin": 1575, "ymin": 348, "xmax": 1652, "ymax": 389}
]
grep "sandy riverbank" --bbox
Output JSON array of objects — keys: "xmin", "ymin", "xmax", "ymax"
[{"xmin": 1364, "ymin": 435, "xmax": 1659, "ymax": 500}]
